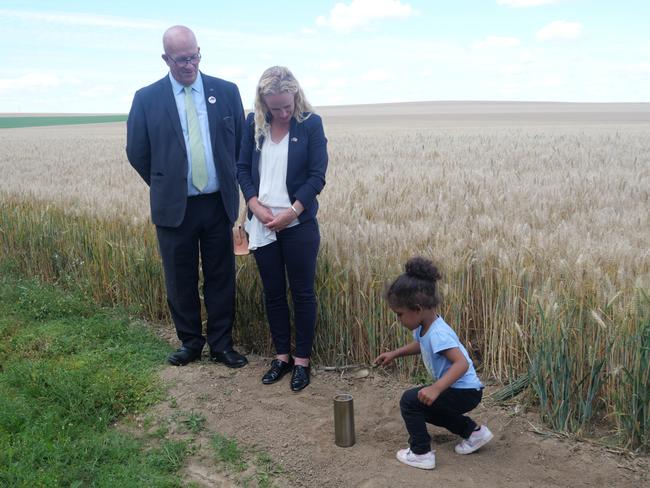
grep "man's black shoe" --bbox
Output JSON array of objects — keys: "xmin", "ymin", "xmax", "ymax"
[
  {"xmin": 167, "ymin": 346, "xmax": 202, "ymax": 366},
  {"xmin": 210, "ymin": 349, "xmax": 248, "ymax": 368}
]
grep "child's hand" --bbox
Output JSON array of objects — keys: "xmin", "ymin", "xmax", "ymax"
[
  {"xmin": 373, "ymin": 351, "xmax": 396, "ymax": 367},
  {"xmin": 417, "ymin": 385, "xmax": 440, "ymax": 406}
]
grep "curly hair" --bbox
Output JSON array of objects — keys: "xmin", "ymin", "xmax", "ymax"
[
  {"xmin": 253, "ymin": 66, "xmax": 314, "ymax": 150},
  {"xmin": 385, "ymin": 257, "xmax": 443, "ymax": 310}
]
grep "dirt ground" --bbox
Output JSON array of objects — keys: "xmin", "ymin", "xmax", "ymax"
[{"xmin": 140, "ymin": 327, "xmax": 648, "ymax": 488}]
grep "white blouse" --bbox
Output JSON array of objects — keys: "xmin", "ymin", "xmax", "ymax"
[{"xmin": 245, "ymin": 133, "xmax": 299, "ymax": 250}]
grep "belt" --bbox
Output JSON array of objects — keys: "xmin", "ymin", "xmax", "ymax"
[{"xmin": 188, "ymin": 191, "xmax": 220, "ymax": 200}]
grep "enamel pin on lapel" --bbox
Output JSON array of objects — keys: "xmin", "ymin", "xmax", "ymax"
[
  {"xmin": 291, "ymin": 137, "xmax": 298, "ymax": 142},
  {"xmin": 208, "ymin": 96, "xmax": 216, "ymax": 104}
]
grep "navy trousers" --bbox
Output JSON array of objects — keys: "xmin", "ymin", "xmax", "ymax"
[
  {"xmin": 252, "ymin": 218, "xmax": 320, "ymax": 358},
  {"xmin": 400, "ymin": 386, "xmax": 483, "ymax": 454},
  {"xmin": 156, "ymin": 193, "xmax": 235, "ymax": 353}
]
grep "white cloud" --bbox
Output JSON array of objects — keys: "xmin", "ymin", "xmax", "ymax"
[
  {"xmin": 537, "ymin": 21, "xmax": 582, "ymax": 40},
  {"xmin": 80, "ymin": 84, "xmax": 117, "ymax": 98},
  {"xmin": 629, "ymin": 62, "xmax": 650, "ymax": 73},
  {"xmin": 316, "ymin": 0, "xmax": 417, "ymax": 32},
  {"xmin": 0, "ymin": 72, "xmax": 63, "ymax": 93},
  {"xmin": 500, "ymin": 82, "xmax": 522, "ymax": 94},
  {"xmin": 119, "ymin": 95, "xmax": 135, "ymax": 107},
  {"xmin": 301, "ymin": 77, "xmax": 322, "ymax": 89},
  {"xmin": 216, "ymin": 66, "xmax": 247, "ymax": 79},
  {"xmin": 328, "ymin": 77, "xmax": 350, "ymax": 88},
  {"xmin": 361, "ymin": 68, "xmax": 393, "ymax": 81},
  {"xmin": 0, "ymin": 9, "xmax": 165, "ymax": 30},
  {"xmin": 497, "ymin": 0, "xmax": 560, "ymax": 7},
  {"xmin": 474, "ymin": 36, "xmax": 521, "ymax": 49},
  {"xmin": 323, "ymin": 93, "xmax": 345, "ymax": 105},
  {"xmin": 500, "ymin": 63, "xmax": 526, "ymax": 75},
  {"xmin": 320, "ymin": 60, "xmax": 344, "ymax": 71},
  {"xmin": 538, "ymin": 75, "xmax": 563, "ymax": 87}
]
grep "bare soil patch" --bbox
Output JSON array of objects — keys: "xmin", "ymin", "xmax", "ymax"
[{"xmin": 143, "ymin": 327, "xmax": 648, "ymax": 488}]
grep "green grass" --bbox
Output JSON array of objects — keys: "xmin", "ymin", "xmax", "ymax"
[
  {"xmin": 252, "ymin": 451, "xmax": 285, "ymax": 488},
  {"xmin": 173, "ymin": 410, "xmax": 207, "ymax": 435},
  {"xmin": 210, "ymin": 434, "xmax": 284, "ymax": 487},
  {"xmin": 0, "ymin": 115, "xmax": 127, "ymax": 129},
  {"xmin": 0, "ymin": 274, "xmax": 194, "ymax": 487},
  {"xmin": 211, "ymin": 433, "xmax": 248, "ymax": 472}
]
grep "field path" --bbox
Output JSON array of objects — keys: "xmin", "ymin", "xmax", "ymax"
[{"xmin": 148, "ymin": 333, "xmax": 648, "ymax": 487}]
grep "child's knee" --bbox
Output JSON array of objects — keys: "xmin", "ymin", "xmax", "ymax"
[{"xmin": 400, "ymin": 387, "xmax": 421, "ymax": 411}]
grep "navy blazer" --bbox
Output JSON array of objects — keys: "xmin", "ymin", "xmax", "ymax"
[
  {"xmin": 126, "ymin": 72, "xmax": 245, "ymax": 227},
  {"xmin": 236, "ymin": 112, "xmax": 328, "ymax": 223}
]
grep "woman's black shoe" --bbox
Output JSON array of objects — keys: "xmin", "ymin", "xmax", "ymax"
[
  {"xmin": 261, "ymin": 359, "xmax": 293, "ymax": 384},
  {"xmin": 290, "ymin": 365, "xmax": 310, "ymax": 391}
]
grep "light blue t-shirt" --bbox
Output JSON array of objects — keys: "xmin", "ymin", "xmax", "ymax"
[{"xmin": 413, "ymin": 316, "xmax": 483, "ymax": 390}]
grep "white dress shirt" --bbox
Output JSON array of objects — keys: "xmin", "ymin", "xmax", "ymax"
[{"xmin": 245, "ymin": 133, "xmax": 299, "ymax": 250}]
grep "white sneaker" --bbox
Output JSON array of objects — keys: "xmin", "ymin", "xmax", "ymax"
[
  {"xmin": 455, "ymin": 425, "xmax": 494, "ymax": 454},
  {"xmin": 396, "ymin": 448, "xmax": 436, "ymax": 470}
]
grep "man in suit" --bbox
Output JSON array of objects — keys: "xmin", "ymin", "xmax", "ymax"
[{"xmin": 126, "ymin": 25, "xmax": 247, "ymax": 368}]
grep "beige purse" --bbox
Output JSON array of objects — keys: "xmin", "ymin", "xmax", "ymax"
[{"xmin": 233, "ymin": 224, "xmax": 249, "ymax": 255}]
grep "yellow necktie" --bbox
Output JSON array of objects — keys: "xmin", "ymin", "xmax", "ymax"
[{"xmin": 184, "ymin": 86, "xmax": 208, "ymax": 192}]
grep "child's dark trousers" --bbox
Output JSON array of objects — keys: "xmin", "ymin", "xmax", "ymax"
[{"xmin": 400, "ymin": 386, "xmax": 483, "ymax": 454}]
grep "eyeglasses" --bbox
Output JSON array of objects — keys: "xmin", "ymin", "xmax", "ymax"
[{"xmin": 167, "ymin": 52, "xmax": 201, "ymax": 67}]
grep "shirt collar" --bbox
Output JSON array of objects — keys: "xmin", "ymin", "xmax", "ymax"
[{"xmin": 168, "ymin": 71, "xmax": 204, "ymax": 96}]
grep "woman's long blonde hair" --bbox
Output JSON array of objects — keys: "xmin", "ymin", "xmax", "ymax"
[{"xmin": 253, "ymin": 66, "xmax": 314, "ymax": 150}]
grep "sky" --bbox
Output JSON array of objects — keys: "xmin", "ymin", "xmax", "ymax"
[{"xmin": 0, "ymin": 0, "xmax": 649, "ymax": 113}]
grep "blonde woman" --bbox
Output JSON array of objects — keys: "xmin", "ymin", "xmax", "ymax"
[{"xmin": 237, "ymin": 66, "xmax": 328, "ymax": 391}]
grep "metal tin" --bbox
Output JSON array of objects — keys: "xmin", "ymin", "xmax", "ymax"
[{"xmin": 334, "ymin": 393, "xmax": 355, "ymax": 447}]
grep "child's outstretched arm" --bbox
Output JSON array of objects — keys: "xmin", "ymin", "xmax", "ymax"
[
  {"xmin": 417, "ymin": 347, "xmax": 469, "ymax": 406},
  {"xmin": 373, "ymin": 341, "xmax": 421, "ymax": 366}
]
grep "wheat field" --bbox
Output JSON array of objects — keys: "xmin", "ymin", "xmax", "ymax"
[
  {"xmin": 4, "ymin": 107, "xmax": 648, "ymax": 289},
  {"xmin": 1, "ymin": 102, "xmax": 649, "ymax": 448}
]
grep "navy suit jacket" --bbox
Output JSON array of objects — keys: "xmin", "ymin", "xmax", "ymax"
[
  {"xmin": 236, "ymin": 112, "xmax": 328, "ymax": 223},
  {"xmin": 126, "ymin": 72, "xmax": 244, "ymax": 227}
]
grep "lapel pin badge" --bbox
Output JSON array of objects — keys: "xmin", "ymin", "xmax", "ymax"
[
  {"xmin": 208, "ymin": 96, "xmax": 216, "ymax": 104},
  {"xmin": 291, "ymin": 137, "xmax": 298, "ymax": 142}
]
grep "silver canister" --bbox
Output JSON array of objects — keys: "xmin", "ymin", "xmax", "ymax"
[{"xmin": 333, "ymin": 393, "xmax": 355, "ymax": 447}]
